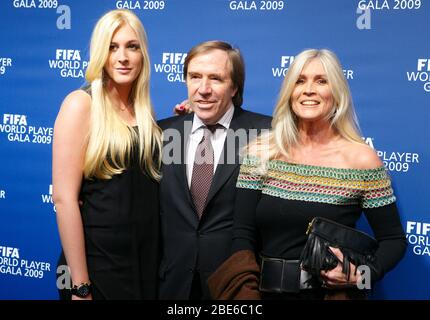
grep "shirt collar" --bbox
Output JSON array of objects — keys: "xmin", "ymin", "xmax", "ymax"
[{"xmin": 191, "ymin": 104, "xmax": 234, "ymax": 134}]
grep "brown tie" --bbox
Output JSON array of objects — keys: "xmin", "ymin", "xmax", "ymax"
[{"xmin": 190, "ymin": 125, "xmax": 220, "ymax": 218}]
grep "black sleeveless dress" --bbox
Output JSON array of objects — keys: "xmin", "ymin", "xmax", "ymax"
[{"xmin": 58, "ymin": 142, "xmax": 160, "ymax": 300}]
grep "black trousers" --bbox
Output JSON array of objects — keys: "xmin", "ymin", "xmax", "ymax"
[{"xmin": 189, "ymin": 271, "xmax": 203, "ymax": 300}]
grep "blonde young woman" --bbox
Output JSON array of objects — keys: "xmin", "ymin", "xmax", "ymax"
[
  {"xmin": 209, "ymin": 49, "xmax": 406, "ymax": 300},
  {"xmin": 53, "ymin": 9, "xmax": 162, "ymax": 300}
]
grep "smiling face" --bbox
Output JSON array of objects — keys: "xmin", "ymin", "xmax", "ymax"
[
  {"xmin": 104, "ymin": 23, "xmax": 143, "ymax": 87},
  {"xmin": 291, "ymin": 58, "xmax": 335, "ymax": 123},
  {"xmin": 186, "ymin": 49, "xmax": 237, "ymax": 125}
]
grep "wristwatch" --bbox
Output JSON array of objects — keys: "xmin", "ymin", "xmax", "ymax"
[{"xmin": 71, "ymin": 282, "xmax": 92, "ymax": 298}]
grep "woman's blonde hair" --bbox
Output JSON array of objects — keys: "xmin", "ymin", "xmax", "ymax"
[
  {"xmin": 84, "ymin": 9, "xmax": 161, "ymax": 180},
  {"xmin": 248, "ymin": 49, "xmax": 364, "ymax": 164}
]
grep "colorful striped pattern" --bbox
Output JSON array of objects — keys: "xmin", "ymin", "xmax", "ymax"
[{"xmin": 237, "ymin": 156, "xmax": 396, "ymax": 209}]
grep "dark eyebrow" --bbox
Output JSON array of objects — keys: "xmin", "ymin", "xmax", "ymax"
[
  {"xmin": 110, "ymin": 40, "xmax": 139, "ymax": 44},
  {"xmin": 298, "ymin": 74, "xmax": 327, "ymax": 78},
  {"xmin": 209, "ymin": 73, "xmax": 223, "ymax": 78}
]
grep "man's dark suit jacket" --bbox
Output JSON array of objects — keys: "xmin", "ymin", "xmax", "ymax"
[{"xmin": 158, "ymin": 107, "xmax": 271, "ymax": 299}]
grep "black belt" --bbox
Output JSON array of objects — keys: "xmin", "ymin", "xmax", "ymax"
[{"xmin": 259, "ymin": 256, "xmax": 301, "ymax": 293}]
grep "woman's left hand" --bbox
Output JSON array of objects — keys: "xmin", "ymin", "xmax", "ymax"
[
  {"xmin": 320, "ymin": 247, "xmax": 360, "ymax": 288},
  {"xmin": 173, "ymin": 99, "xmax": 193, "ymax": 115}
]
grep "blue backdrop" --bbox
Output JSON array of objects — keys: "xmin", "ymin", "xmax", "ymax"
[{"xmin": 0, "ymin": 0, "xmax": 429, "ymax": 299}]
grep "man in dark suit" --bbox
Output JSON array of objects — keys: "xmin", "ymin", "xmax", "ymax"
[{"xmin": 158, "ymin": 41, "xmax": 271, "ymax": 300}]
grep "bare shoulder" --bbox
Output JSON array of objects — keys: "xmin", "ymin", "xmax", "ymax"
[
  {"xmin": 54, "ymin": 89, "xmax": 91, "ymax": 137},
  {"xmin": 55, "ymin": 90, "xmax": 91, "ymax": 128},
  {"xmin": 344, "ymin": 141, "xmax": 383, "ymax": 170},
  {"xmin": 59, "ymin": 89, "xmax": 91, "ymax": 117}
]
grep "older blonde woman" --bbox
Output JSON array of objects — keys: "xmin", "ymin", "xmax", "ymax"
[
  {"xmin": 53, "ymin": 9, "xmax": 162, "ymax": 300},
  {"xmin": 209, "ymin": 49, "xmax": 406, "ymax": 300}
]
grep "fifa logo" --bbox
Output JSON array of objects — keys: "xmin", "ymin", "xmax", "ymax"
[
  {"xmin": 417, "ymin": 59, "xmax": 430, "ymax": 72},
  {"xmin": 406, "ymin": 58, "xmax": 430, "ymax": 92},
  {"xmin": 154, "ymin": 53, "xmax": 187, "ymax": 82},
  {"xmin": 407, "ymin": 221, "xmax": 430, "ymax": 236},
  {"xmin": 406, "ymin": 221, "xmax": 430, "ymax": 256},
  {"xmin": 3, "ymin": 114, "xmax": 27, "ymax": 126},
  {"xmin": 0, "ymin": 246, "xmax": 20, "ymax": 259},
  {"xmin": 162, "ymin": 53, "xmax": 187, "ymax": 65},
  {"xmin": 272, "ymin": 56, "xmax": 295, "ymax": 77},
  {"xmin": 281, "ymin": 56, "xmax": 295, "ymax": 68}
]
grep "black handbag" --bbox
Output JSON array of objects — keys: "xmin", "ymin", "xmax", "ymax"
[{"xmin": 299, "ymin": 217, "xmax": 378, "ymax": 284}]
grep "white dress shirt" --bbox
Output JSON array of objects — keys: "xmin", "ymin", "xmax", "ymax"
[{"xmin": 186, "ymin": 105, "xmax": 234, "ymax": 188}]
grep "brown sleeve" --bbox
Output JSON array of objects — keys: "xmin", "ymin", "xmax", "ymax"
[{"xmin": 207, "ymin": 250, "xmax": 261, "ymax": 300}]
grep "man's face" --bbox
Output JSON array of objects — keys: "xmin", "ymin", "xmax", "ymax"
[{"xmin": 186, "ymin": 49, "xmax": 237, "ymax": 125}]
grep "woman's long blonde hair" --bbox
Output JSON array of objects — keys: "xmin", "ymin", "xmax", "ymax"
[
  {"xmin": 248, "ymin": 49, "xmax": 364, "ymax": 164},
  {"xmin": 84, "ymin": 9, "xmax": 161, "ymax": 180}
]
